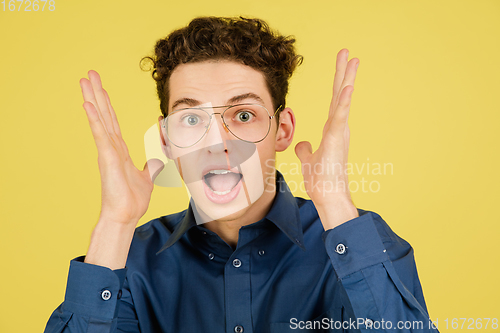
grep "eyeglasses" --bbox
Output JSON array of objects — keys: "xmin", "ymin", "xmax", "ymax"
[{"xmin": 162, "ymin": 103, "xmax": 282, "ymax": 148}]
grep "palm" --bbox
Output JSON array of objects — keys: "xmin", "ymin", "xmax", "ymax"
[
  {"xmin": 80, "ymin": 70, "xmax": 163, "ymax": 224},
  {"xmin": 295, "ymin": 49, "xmax": 358, "ymax": 207}
]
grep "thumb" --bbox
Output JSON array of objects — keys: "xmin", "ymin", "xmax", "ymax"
[
  {"xmin": 295, "ymin": 141, "xmax": 313, "ymax": 163},
  {"xmin": 143, "ymin": 158, "xmax": 165, "ymax": 183}
]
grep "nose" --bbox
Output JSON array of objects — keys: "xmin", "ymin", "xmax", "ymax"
[{"xmin": 203, "ymin": 113, "xmax": 231, "ymax": 153}]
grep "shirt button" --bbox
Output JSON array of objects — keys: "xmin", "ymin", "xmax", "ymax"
[
  {"xmin": 335, "ymin": 243, "xmax": 347, "ymax": 255},
  {"xmin": 208, "ymin": 253, "xmax": 214, "ymax": 260},
  {"xmin": 202, "ymin": 231, "xmax": 207, "ymax": 235},
  {"xmin": 258, "ymin": 249, "xmax": 265, "ymax": 256},
  {"xmin": 232, "ymin": 258, "xmax": 242, "ymax": 268},
  {"xmin": 365, "ymin": 318, "xmax": 374, "ymax": 328},
  {"xmin": 101, "ymin": 290, "xmax": 112, "ymax": 301},
  {"xmin": 234, "ymin": 325, "xmax": 244, "ymax": 333}
]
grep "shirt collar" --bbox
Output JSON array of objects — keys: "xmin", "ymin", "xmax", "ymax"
[{"xmin": 156, "ymin": 170, "xmax": 305, "ymax": 255}]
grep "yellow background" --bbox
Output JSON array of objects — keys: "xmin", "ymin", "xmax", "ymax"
[{"xmin": 1, "ymin": 0, "xmax": 499, "ymax": 331}]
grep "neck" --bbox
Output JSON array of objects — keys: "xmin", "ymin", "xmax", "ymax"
[{"xmin": 203, "ymin": 173, "xmax": 277, "ymax": 249}]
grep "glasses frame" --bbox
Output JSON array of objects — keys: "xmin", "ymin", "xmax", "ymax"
[{"xmin": 163, "ymin": 103, "xmax": 283, "ymax": 148}]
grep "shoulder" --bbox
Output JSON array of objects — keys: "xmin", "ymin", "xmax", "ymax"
[
  {"xmin": 135, "ymin": 209, "xmax": 186, "ymax": 237},
  {"xmin": 128, "ymin": 209, "xmax": 187, "ymax": 258}
]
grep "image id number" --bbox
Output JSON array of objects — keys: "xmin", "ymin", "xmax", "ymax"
[{"xmin": 2, "ymin": 0, "xmax": 55, "ymax": 11}]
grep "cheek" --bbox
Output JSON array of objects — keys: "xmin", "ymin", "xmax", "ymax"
[
  {"xmin": 171, "ymin": 146, "xmax": 203, "ymax": 179},
  {"xmin": 170, "ymin": 144, "xmax": 199, "ymax": 160},
  {"xmin": 259, "ymin": 130, "xmax": 277, "ymax": 160},
  {"xmin": 255, "ymin": 143, "xmax": 276, "ymax": 176}
]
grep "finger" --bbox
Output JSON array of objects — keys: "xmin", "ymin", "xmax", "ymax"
[
  {"xmin": 294, "ymin": 141, "xmax": 313, "ymax": 164},
  {"xmin": 333, "ymin": 58, "xmax": 359, "ymax": 111},
  {"xmin": 329, "ymin": 49, "xmax": 349, "ymax": 118},
  {"xmin": 80, "ymin": 77, "xmax": 109, "ymax": 137},
  {"xmin": 88, "ymin": 70, "xmax": 116, "ymax": 136},
  {"xmin": 329, "ymin": 85, "xmax": 354, "ymax": 139},
  {"xmin": 82, "ymin": 101, "xmax": 113, "ymax": 153},
  {"xmin": 103, "ymin": 89, "xmax": 122, "ymax": 137}
]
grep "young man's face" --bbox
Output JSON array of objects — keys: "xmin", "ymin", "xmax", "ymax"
[{"xmin": 160, "ymin": 60, "xmax": 294, "ymax": 224}]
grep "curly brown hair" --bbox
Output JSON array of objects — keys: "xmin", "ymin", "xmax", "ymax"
[{"xmin": 141, "ymin": 16, "xmax": 303, "ymax": 122}]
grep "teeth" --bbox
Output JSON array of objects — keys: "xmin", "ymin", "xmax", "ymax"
[
  {"xmin": 212, "ymin": 189, "xmax": 232, "ymax": 195},
  {"xmin": 203, "ymin": 169, "xmax": 241, "ymax": 196},
  {"xmin": 208, "ymin": 169, "xmax": 231, "ymax": 175}
]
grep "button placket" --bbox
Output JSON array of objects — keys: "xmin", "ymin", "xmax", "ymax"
[
  {"xmin": 225, "ymin": 250, "xmax": 252, "ymax": 333},
  {"xmin": 232, "ymin": 258, "xmax": 242, "ymax": 268}
]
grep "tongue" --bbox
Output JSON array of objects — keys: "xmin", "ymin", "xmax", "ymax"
[{"xmin": 206, "ymin": 173, "xmax": 241, "ymax": 192}]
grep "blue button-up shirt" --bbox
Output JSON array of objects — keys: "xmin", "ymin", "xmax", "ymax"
[{"xmin": 44, "ymin": 171, "xmax": 438, "ymax": 332}]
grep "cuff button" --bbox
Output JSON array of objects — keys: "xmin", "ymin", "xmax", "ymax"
[
  {"xmin": 101, "ymin": 290, "xmax": 112, "ymax": 301},
  {"xmin": 335, "ymin": 243, "xmax": 347, "ymax": 255}
]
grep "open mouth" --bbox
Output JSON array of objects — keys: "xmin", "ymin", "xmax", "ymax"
[{"xmin": 203, "ymin": 169, "xmax": 243, "ymax": 195}]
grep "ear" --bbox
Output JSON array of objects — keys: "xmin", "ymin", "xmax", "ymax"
[
  {"xmin": 158, "ymin": 115, "xmax": 173, "ymax": 160},
  {"xmin": 275, "ymin": 107, "xmax": 296, "ymax": 152}
]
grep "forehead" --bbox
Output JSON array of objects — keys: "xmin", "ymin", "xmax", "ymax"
[{"xmin": 168, "ymin": 60, "xmax": 271, "ymax": 107}]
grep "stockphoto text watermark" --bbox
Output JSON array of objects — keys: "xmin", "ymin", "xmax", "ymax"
[
  {"xmin": 265, "ymin": 158, "xmax": 394, "ymax": 195},
  {"xmin": 289, "ymin": 317, "xmax": 498, "ymax": 330},
  {"xmin": 290, "ymin": 317, "xmax": 428, "ymax": 330}
]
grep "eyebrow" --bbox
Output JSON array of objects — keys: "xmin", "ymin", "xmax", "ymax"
[
  {"xmin": 171, "ymin": 98, "xmax": 200, "ymax": 111},
  {"xmin": 171, "ymin": 93, "xmax": 265, "ymax": 111},
  {"xmin": 227, "ymin": 93, "xmax": 265, "ymax": 105}
]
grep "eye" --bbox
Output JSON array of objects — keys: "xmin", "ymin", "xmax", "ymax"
[
  {"xmin": 236, "ymin": 110, "xmax": 254, "ymax": 123},
  {"xmin": 181, "ymin": 114, "xmax": 201, "ymax": 126}
]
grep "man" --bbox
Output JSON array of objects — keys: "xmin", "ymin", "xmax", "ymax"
[{"xmin": 45, "ymin": 17, "xmax": 438, "ymax": 332}]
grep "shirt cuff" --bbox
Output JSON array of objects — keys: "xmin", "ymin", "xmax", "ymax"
[
  {"xmin": 322, "ymin": 210, "xmax": 390, "ymax": 279},
  {"xmin": 62, "ymin": 255, "xmax": 128, "ymax": 320}
]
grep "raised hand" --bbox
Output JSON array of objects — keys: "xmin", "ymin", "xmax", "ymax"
[
  {"xmin": 80, "ymin": 70, "xmax": 164, "ymax": 269},
  {"xmin": 294, "ymin": 49, "xmax": 359, "ymax": 229},
  {"xmin": 80, "ymin": 70, "xmax": 164, "ymax": 225}
]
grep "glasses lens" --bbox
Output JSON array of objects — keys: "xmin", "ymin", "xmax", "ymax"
[
  {"xmin": 166, "ymin": 108, "xmax": 210, "ymax": 147},
  {"xmin": 165, "ymin": 104, "xmax": 272, "ymax": 147},
  {"xmin": 223, "ymin": 104, "xmax": 271, "ymax": 142}
]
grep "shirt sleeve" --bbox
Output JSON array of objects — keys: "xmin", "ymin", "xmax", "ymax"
[
  {"xmin": 43, "ymin": 256, "xmax": 139, "ymax": 333},
  {"xmin": 322, "ymin": 209, "xmax": 439, "ymax": 332}
]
